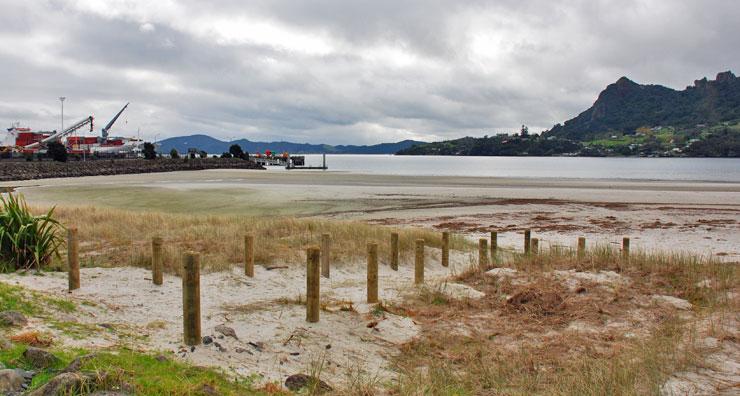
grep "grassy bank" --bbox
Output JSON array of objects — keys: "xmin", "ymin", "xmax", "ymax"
[{"xmin": 38, "ymin": 205, "xmax": 471, "ymax": 273}]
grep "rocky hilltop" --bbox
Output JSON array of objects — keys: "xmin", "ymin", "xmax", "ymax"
[{"xmin": 546, "ymin": 71, "xmax": 740, "ymax": 139}]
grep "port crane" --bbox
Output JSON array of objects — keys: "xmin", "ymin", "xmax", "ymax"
[{"xmin": 22, "ymin": 116, "xmax": 94, "ymax": 150}]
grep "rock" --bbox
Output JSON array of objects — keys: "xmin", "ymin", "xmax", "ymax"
[
  {"xmin": 486, "ymin": 268, "xmax": 518, "ymax": 277},
  {"xmin": 372, "ymin": 315, "xmax": 420, "ymax": 345},
  {"xmin": 155, "ymin": 355, "xmax": 168, "ymax": 363},
  {"xmin": 248, "ymin": 341, "xmax": 264, "ymax": 352},
  {"xmin": 202, "ymin": 336, "xmax": 213, "ymax": 345},
  {"xmin": 436, "ymin": 282, "xmax": 485, "ymax": 300},
  {"xmin": 284, "ymin": 374, "xmax": 332, "ymax": 394},
  {"xmin": 0, "ymin": 336, "xmax": 12, "ymax": 350},
  {"xmin": 0, "ymin": 369, "xmax": 24, "ymax": 392},
  {"xmin": 199, "ymin": 383, "xmax": 221, "ymax": 396},
  {"xmin": 214, "ymin": 325, "xmax": 238, "ymax": 340},
  {"xmin": 15, "ymin": 368, "xmax": 35, "ymax": 385},
  {"xmin": 26, "ymin": 372, "xmax": 90, "ymax": 396},
  {"xmin": 0, "ymin": 311, "xmax": 28, "ymax": 327},
  {"xmin": 651, "ymin": 295, "xmax": 693, "ymax": 310},
  {"xmin": 62, "ymin": 354, "xmax": 97, "ymax": 373},
  {"xmin": 23, "ymin": 347, "xmax": 59, "ymax": 369}
]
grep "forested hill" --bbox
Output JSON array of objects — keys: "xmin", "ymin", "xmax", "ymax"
[
  {"xmin": 546, "ymin": 71, "xmax": 740, "ymax": 140},
  {"xmin": 398, "ymin": 71, "xmax": 740, "ymax": 157}
]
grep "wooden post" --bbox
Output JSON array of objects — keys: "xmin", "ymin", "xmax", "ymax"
[
  {"xmin": 414, "ymin": 239, "xmax": 424, "ymax": 284},
  {"xmin": 67, "ymin": 227, "xmax": 80, "ymax": 291},
  {"xmin": 524, "ymin": 230, "xmax": 531, "ymax": 254},
  {"xmin": 478, "ymin": 238, "xmax": 488, "ymax": 269},
  {"xmin": 531, "ymin": 238, "xmax": 539, "ymax": 255},
  {"xmin": 577, "ymin": 237, "xmax": 586, "ymax": 258},
  {"xmin": 152, "ymin": 236, "xmax": 163, "ymax": 285},
  {"xmin": 622, "ymin": 237, "xmax": 630, "ymax": 259},
  {"xmin": 321, "ymin": 233, "xmax": 330, "ymax": 278},
  {"xmin": 182, "ymin": 252, "xmax": 201, "ymax": 346},
  {"xmin": 306, "ymin": 247, "xmax": 320, "ymax": 323},
  {"xmin": 367, "ymin": 243, "xmax": 379, "ymax": 303},
  {"xmin": 244, "ymin": 234, "xmax": 255, "ymax": 277},
  {"xmin": 390, "ymin": 232, "xmax": 399, "ymax": 271},
  {"xmin": 441, "ymin": 232, "xmax": 449, "ymax": 268},
  {"xmin": 490, "ymin": 231, "xmax": 498, "ymax": 263}
]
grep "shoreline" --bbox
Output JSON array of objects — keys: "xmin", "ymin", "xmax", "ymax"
[{"xmin": 3, "ymin": 170, "xmax": 738, "ymax": 261}]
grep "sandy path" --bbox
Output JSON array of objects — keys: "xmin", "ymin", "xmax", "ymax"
[{"xmin": 1, "ymin": 250, "xmax": 475, "ymax": 385}]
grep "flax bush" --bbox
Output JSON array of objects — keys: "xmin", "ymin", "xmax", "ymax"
[{"xmin": 0, "ymin": 194, "xmax": 63, "ymax": 271}]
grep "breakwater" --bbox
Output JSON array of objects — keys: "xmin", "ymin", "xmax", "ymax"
[{"xmin": 0, "ymin": 158, "xmax": 264, "ymax": 181}]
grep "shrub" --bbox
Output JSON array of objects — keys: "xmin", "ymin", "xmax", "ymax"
[
  {"xmin": 0, "ymin": 194, "xmax": 63, "ymax": 272},
  {"xmin": 169, "ymin": 149, "xmax": 179, "ymax": 159},
  {"xmin": 229, "ymin": 144, "xmax": 244, "ymax": 159},
  {"xmin": 46, "ymin": 141, "xmax": 68, "ymax": 162},
  {"xmin": 143, "ymin": 142, "xmax": 157, "ymax": 160}
]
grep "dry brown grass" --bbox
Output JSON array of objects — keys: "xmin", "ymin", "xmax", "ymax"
[
  {"xmin": 385, "ymin": 247, "xmax": 738, "ymax": 396},
  {"xmin": 36, "ymin": 205, "xmax": 471, "ymax": 274}
]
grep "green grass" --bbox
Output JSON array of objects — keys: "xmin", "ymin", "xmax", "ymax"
[
  {"xmin": 0, "ymin": 344, "xmax": 265, "ymax": 395},
  {"xmin": 0, "ymin": 280, "xmax": 77, "ymax": 321},
  {"xmin": 81, "ymin": 349, "xmax": 264, "ymax": 395},
  {"xmin": 0, "ymin": 282, "xmax": 43, "ymax": 315}
]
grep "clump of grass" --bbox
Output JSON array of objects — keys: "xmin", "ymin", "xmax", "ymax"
[
  {"xmin": 392, "ymin": 317, "xmax": 700, "ymax": 395},
  {"xmin": 82, "ymin": 349, "xmax": 262, "ymax": 395},
  {"xmin": 505, "ymin": 245, "xmax": 737, "ymax": 309},
  {"xmin": 35, "ymin": 205, "xmax": 472, "ymax": 273},
  {"xmin": 0, "ymin": 194, "xmax": 63, "ymax": 272}
]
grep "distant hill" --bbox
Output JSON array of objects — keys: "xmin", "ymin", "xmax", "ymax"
[
  {"xmin": 397, "ymin": 71, "xmax": 740, "ymax": 157},
  {"xmin": 545, "ymin": 71, "xmax": 740, "ymax": 139},
  {"xmin": 157, "ymin": 135, "xmax": 425, "ymax": 155}
]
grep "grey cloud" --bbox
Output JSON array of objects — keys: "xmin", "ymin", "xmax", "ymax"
[{"xmin": 0, "ymin": 0, "xmax": 738, "ymax": 145}]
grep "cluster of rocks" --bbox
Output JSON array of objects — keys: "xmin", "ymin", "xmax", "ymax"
[
  {"xmin": 0, "ymin": 158, "xmax": 264, "ymax": 182},
  {"xmin": 0, "ymin": 310, "xmax": 128, "ymax": 396}
]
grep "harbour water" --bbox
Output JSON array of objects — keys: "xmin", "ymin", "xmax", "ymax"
[{"xmin": 295, "ymin": 155, "xmax": 740, "ymax": 182}]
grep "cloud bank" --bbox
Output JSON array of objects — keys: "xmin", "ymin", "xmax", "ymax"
[{"xmin": 0, "ymin": 0, "xmax": 738, "ymax": 144}]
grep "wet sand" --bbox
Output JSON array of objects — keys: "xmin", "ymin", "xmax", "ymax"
[{"xmin": 4, "ymin": 169, "xmax": 739, "ymax": 259}]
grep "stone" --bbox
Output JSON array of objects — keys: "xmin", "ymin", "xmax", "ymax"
[
  {"xmin": 651, "ymin": 295, "xmax": 693, "ymax": 310},
  {"xmin": 23, "ymin": 347, "xmax": 59, "ymax": 369},
  {"xmin": 26, "ymin": 372, "xmax": 90, "ymax": 396},
  {"xmin": 62, "ymin": 354, "xmax": 97, "ymax": 373},
  {"xmin": 284, "ymin": 374, "xmax": 332, "ymax": 394},
  {"xmin": 0, "ymin": 369, "xmax": 24, "ymax": 393},
  {"xmin": 202, "ymin": 336, "xmax": 213, "ymax": 345},
  {"xmin": 214, "ymin": 325, "xmax": 238, "ymax": 340},
  {"xmin": 199, "ymin": 383, "xmax": 221, "ymax": 396},
  {"xmin": 437, "ymin": 282, "xmax": 485, "ymax": 300},
  {"xmin": 0, "ymin": 336, "xmax": 12, "ymax": 350},
  {"xmin": 0, "ymin": 311, "xmax": 28, "ymax": 327}
]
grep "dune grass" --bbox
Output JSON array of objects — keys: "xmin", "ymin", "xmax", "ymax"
[
  {"xmin": 387, "ymin": 246, "xmax": 738, "ymax": 396},
  {"xmin": 36, "ymin": 205, "xmax": 471, "ymax": 274}
]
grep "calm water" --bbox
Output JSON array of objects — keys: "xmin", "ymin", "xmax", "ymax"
[{"xmin": 295, "ymin": 155, "xmax": 740, "ymax": 182}]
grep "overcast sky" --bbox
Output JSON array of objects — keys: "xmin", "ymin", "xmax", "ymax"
[{"xmin": 0, "ymin": 1, "xmax": 738, "ymax": 144}]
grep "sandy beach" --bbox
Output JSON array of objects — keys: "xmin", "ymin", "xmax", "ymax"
[{"xmin": 4, "ymin": 169, "xmax": 739, "ymax": 260}]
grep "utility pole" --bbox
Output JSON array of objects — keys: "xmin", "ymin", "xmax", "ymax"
[{"xmin": 59, "ymin": 97, "xmax": 66, "ymax": 132}]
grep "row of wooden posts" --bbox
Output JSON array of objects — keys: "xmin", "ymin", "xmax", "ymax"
[{"xmin": 65, "ymin": 228, "xmax": 631, "ymax": 345}]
